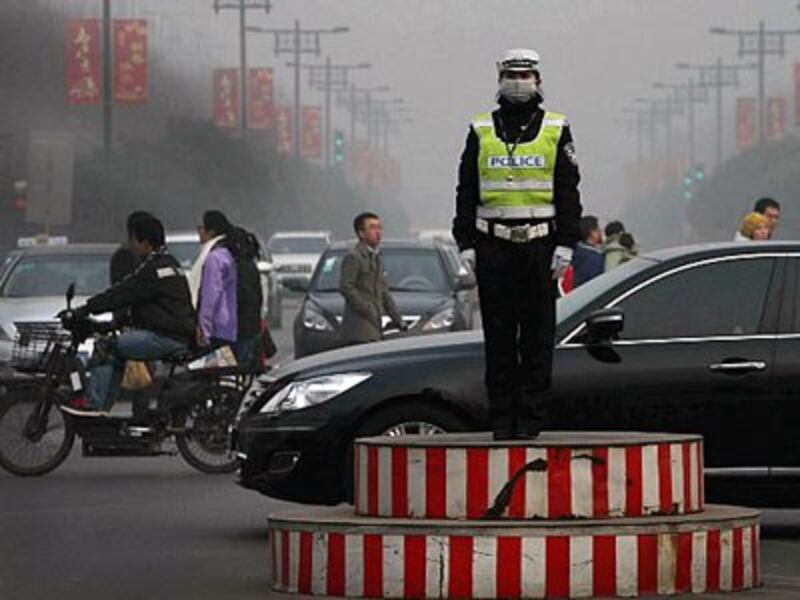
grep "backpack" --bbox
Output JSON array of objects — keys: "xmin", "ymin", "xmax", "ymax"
[{"xmin": 218, "ymin": 228, "xmax": 263, "ymax": 339}]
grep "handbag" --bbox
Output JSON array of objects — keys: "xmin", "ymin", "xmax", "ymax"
[{"xmin": 121, "ymin": 360, "xmax": 153, "ymax": 390}]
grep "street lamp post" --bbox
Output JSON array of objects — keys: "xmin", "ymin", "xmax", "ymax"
[
  {"xmin": 710, "ymin": 22, "xmax": 800, "ymax": 148},
  {"xmin": 287, "ymin": 58, "xmax": 370, "ymax": 167},
  {"xmin": 247, "ymin": 22, "xmax": 348, "ymax": 158},
  {"xmin": 676, "ymin": 58, "xmax": 757, "ymax": 167},
  {"xmin": 213, "ymin": 0, "xmax": 272, "ymax": 134}
]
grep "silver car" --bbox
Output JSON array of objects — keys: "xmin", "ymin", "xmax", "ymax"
[
  {"xmin": 0, "ymin": 244, "xmax": 117, "ymax": 364},
  {"xmin": 267, "ymin": 230, "xmax": 332, "ymax": 290}
]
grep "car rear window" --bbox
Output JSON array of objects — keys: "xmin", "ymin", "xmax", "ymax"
[{"xmin": 1, "ymin": 253, "xmax": 112, "ymax": 297}]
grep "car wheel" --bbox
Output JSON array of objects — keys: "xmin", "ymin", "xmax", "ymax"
[{"xmin": 341, "ymin": 401, "xmax": 469, "ymax": 503}]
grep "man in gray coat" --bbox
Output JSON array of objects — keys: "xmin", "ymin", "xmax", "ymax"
[{"xmin": 339, "ymin": 212, "xmax": 407, "ymax": 345}]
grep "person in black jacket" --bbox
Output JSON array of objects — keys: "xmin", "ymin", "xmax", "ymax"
[
  {"xmin": 452, "ymin": 49, "xmax": 582, "ymax": 440},
  {"xmin": 62, "ymin": 214, "xmax": 195, "ymax": 417}
]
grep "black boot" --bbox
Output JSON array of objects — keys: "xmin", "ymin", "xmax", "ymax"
[
  {"xmin": 491, "ymin": 416, "xmax": 515, "ymax": 441},
  {"xmin": 513, "ymin": 417, "xmax": 542, "ymax": 440}
]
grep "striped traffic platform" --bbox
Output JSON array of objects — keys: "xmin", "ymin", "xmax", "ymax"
[
  {"xmin": 268, "ymin": 504, "xmax": 760, "ymax": 598},
  {"xmin": 354, "ymin": 432, "xmax": 704, "ymax": 520}
]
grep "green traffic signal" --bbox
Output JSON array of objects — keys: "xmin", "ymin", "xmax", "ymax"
[
  {"xmin": 694, "ymin": 162, "xmax": 705, "ymax": 182},
  {"xmin": 333, "ymin": 130, "xmax": 345, "ymax": 163}
]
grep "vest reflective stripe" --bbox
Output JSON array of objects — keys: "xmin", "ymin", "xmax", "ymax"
[
  {"xmin": 472, "ymin": 109, "xmax": 565, "ymax": 209},
  {"xmin": 477, "ymin": 205, "xmax": 556, "ymax": 219},
  {"xmin": 480, "ymin": 180, "xmax": 553, "ymax": 191}
]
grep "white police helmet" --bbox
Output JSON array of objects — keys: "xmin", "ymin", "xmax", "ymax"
[{"xmin": 496, "ymin": 48, "xmax": 541, "ymax": 75}]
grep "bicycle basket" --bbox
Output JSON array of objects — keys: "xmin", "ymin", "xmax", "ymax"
[{"xmin": 11, "ymin": 322, "xmax": 71, "ymax": 372}]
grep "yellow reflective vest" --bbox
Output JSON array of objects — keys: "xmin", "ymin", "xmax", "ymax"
[{"xmin": 471, "ymin": 110, "xmax": 566, "ymax": 218}]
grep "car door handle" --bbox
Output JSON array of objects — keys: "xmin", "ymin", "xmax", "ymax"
[{"xmin": 708, "ymin": 361, "xmax": 767, "ymax": 374}]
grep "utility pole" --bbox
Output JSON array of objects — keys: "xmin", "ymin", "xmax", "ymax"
[
  {"xmin": 633, "ymin": 97, "xmax": 659, "ymax": 159},
  {"xmin": 337, "ymin": 84, "xmax": 390, "ymax": 151},
  {"xmin": 247, "ymin": 22, "xmax": 348, "ymax": 158},
  {"xmin": 213, "ymin": 0, "xmax": 272, "ymax": 135},
  {"xmin": 710, "ymin": 22, "xmax": 800, "ymax": 148},
  {"xmin": 619, "ymin": 110, "xmax": 645, "ymax": 162},
  {"xmin": 102, "ymin": 0, "xmax": 112, "ymax": 165},
  {"xmin": 676, "ymin": 58, "xmax": 757, "ymax": 168},
  {"xmin": 286, "ymin": 58, "xmax": 370, "ymax": 167},
  {"xmin": 653, "ymin": 80, "xmax": 709, "ymax": 167}
]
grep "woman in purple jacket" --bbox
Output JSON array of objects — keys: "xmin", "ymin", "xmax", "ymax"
[{"xmin": 191, "ymin": 211, "xmax": 238, "ymax": 347}]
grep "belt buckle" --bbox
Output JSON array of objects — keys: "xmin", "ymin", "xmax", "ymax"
[{"xmin": 509, "ymin": 226, "xmax": 529, "ymax": 243}]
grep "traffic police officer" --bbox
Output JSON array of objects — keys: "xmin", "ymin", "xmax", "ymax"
[{"xmin": 452, "ymin": 49, "xmax": 582, "ymax": 440}]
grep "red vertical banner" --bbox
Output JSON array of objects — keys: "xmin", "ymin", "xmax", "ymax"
[
  {"xmin": 301, "ymin": 106, "xmax": 322, "ymax": 160},
  {"xmin": 65, "ymin": 20, "xmax": 101, "ymax": 105},
  {"xmin": 213, "ymin": 69, "xmax": 239, "ymax": 129},
  {"xmin": 248, "ymin": 68, "xmax": 274, "ymax": 129},
  {"xmin": 795, "ymin": 64, "xmax": 800, "ymax": 127},
  {"xmin": 113, "ymin": 20, "xmax": 148, "ymax": 103},
  {"xmin": 736, "ymin": 97, "xmax": 756, "ymax": 152},
  {"xmin": 767, "ymin": 97, "xmax": 786, "ymax": 140},
  {"xmin": 275, "ymin": 107, "xmax": 293, "ymax": 154}
]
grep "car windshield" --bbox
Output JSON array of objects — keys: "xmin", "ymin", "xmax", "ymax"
[
  {"xmin": 312, "ymin": 248, "xmax": 450, "ymax": 293},
  {"xmin": 556, "ymin": 256, "xmax": 654, "ymax": 323},
  {"xmin": 168, "ymin": 240, "xmax": 200, "ymax": 270},
  {"xmin": 269, "ymin": 237, "xmax": 327, "ymax": 254},
  {"xmin": 1, "ymin": 253, "xmax": 113, "ymax": 298}
]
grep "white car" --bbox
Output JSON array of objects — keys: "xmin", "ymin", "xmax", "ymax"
[
  {"xmin": 0, "ymin": 244, "xmax": 117, "ymax": 365},
  {"xmin": 166, "ymin": 231, "xmax": 283, "ymax": 328},
  {"xmin": 267, "ymin": 231, "xmax": 332, "ymax": 290}
]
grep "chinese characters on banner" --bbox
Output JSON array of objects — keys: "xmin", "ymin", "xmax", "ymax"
[
  {"xmin": 275, "ymin": 107, "xmax": 293, "ymax": 154},
  {"xmin": 301, "ymin": 106, "xmax": 322, "ymax": 160},
  {"xmin": 767, "ymin": 97, "xmax": 786, "ymax": 140},
  {"xmin": 248, "ymin": 68, "xmax": 274, "ymax": 129},
  {"xmin": 736, "ymin": 97, "xmax": 756, "ymax": 152},
  {"xmin": 65, "ymin": 20, "xmax": 101, "ymax": 105},
  {"xmin": 213, "ymin": 69, "xmax": 239, "ymax": 128},
  {"xmin": 113, "ymin": 20, "xmax": 148, "ymax": 103}
]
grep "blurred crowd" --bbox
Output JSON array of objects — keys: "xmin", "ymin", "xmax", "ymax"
[
  {"xmin": 561, "ymin": 196, "xmax": 782, "ymax": 295},
  {"xmin": 559, "ymin": 217, "xmax": 638, "ymax": 294}
]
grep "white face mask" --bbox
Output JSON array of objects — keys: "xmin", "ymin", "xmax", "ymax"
[{"xmin": 498, "ymin": 77, "xmax": 540, "ymax": 103}]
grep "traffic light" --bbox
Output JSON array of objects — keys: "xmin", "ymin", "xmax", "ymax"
[
  {"xmin": 333, "ymin": 130, "xmax": 345, "ymax": 164},
  {"xmin": 694, "ymin": 162, "xmax": 705, "ymax": 182},
  {"xmin": 683, "ymin": 168, "xmax": 694, "ymax": 201}
]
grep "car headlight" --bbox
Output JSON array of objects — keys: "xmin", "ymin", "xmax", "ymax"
[
  {"xmin": 302, "ymin": 304, "xmax": 333, "ymax": 331},
  {"xmin": 422, "ymin": 307, "xmax": 457, "ymax": 331},
  {"xmin": 0, "ymin": 324, "xmax": 13, "ymax": 342},
  {"xmin": 259, "ymin": 372, "xmax": 372, "ymax": 415}
]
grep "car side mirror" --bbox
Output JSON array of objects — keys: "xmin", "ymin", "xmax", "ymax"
[
  {"xmin": 584, "ymin": 308, "xmax": 624, "ymax": 344},
  {"xmin": 283, "ymin": 279, "xmax": 309, "ymax": 293},
  {"xmin": 454, "ymin": 273, "xmax": 477, "ymax": 291},
  {"xmin": 66, "ymin": 283, "xmax": 76, "ymax": 308}
]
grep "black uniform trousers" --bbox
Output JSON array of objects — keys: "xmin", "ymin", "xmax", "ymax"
[{"xmin": 474, "ymin": 230, "xmax": 556, "ymax": 426}]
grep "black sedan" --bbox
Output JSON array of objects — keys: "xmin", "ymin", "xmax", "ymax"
[
  {"xmin": 235, "ymin": 241, "xmax": 800, "ymax": 505},
  {"xmin": 289, "ymin": 239, "xmax": 477, "ymax": 358}
]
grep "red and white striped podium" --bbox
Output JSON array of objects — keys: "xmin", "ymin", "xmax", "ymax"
[
  {"xmin": 268, "ymin": 432, "xmax": 760, "ymax": 598},
  {"xmin": 353, "ymin": 432, "xmax": 704, "ymax": 520}
]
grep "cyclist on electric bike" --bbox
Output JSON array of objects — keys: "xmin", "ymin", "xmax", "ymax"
[{"xmin": 61, "ymin": 214, "xmax": 196, "ymax": 417}]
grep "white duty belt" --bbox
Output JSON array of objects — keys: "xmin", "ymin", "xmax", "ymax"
[
  {"xmin": 476, "ymin": 205, "xmax": 556, "ymax": 219},
  {"xmin": 476, "ymin": 218, "xmax": 550, "ymax": 243}
]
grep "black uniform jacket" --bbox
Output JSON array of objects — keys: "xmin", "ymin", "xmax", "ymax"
[
  {"xmin": 453, "ymin": 97, "xmax": 582, "ymax": 251},
  {"xmin": 87, "ymin": 248, "xmax": 196, "ymax": 344}
]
